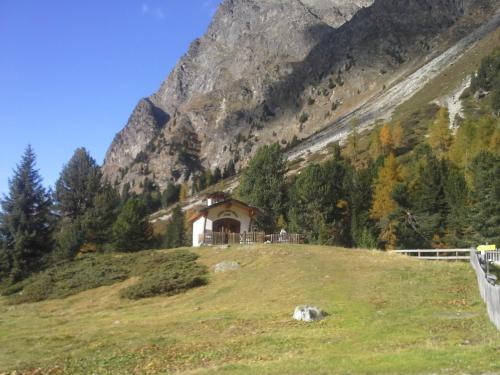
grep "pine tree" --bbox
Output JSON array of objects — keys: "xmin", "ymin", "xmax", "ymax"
[
  {"xmin": 164, "ymin": 205, "xmax": 186, "ymax": 249},
  {"xmin": 53, "ymin": 218, "xmax": 85, "ymax": 260},
  {"xmin": 427, "ymin": 107, "xmax": 452, "ymax": 158},
  {"xmin": 407, "ymin": 150, "xmax": 449, "ymax": 248},
  {"xmin": 112, "ymin": 199, "xmax": 152, "ymax": 252},
  {"xmin": 239, "ymin": 143, "xmax": 288, "ymax": 232},
  {"xmin": 54, "ymin": 148, "xmax": 102, "ymax": 219},
  {"xmin": 444, "ymin": 164, "xmax": 471, "ymax": 247},
  {"xmin": 81, "ymin": 184, "xmax": 121, "ymax": 249},
  {"xmin": 0, "ymin": 146, "xmax": 53, "ymax": 280},
  {"xmin": 348, "ymin": 163, "xmax": 377, "ymax": 248},
  {"xmin": 0, "ymin": 234, "xmax": 11, "ymax": 282},
  {"xmin": 469, "ymin": 152, "xmax": 500, "ymax": 245},
  {"xmin": 288, "ymin": 158, "xmax": 350, "ymax": 245},
  {"xmin": 288, "ymin": 164, "xmax": 331, "ymax": 243},
  {"xmin": 139, "ymin": 178, "xmax": 161, "ymax": 214},
  {"xmin": 162, "ymin": 182, "xmax": 180, "ymax": 208}
]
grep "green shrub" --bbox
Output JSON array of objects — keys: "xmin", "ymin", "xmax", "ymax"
[
  {"xmin": 121, "ymin": 261, "xmax": 207, "ymax": 300},
  {"xmin": 10, "ymin": 254, "xmax": 130, "ymax": 304},
  {"xmin": 5, "ymin": 250, "xmax": 208, "ymax": 304}
]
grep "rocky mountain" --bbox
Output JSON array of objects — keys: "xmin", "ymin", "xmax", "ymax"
[{"xmin": 102, "ymin": 0, "xmax": 499, "ymax": 192}]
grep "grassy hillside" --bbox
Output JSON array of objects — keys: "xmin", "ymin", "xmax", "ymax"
[{"xmin": 1, "ymin": 245, "xmax": 500, "ymax": 374}]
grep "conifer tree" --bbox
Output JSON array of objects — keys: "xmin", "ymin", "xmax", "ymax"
[
  {"xmin": 162, "ymin": 182, "xmax": 180, "ymax": 208},
  {"xmin": 164, "ymin": 205, "xmax": 186, "ymax": 249},
  {"xmin": 406, "ymin": 149, "xmax": 449, "ymax": 248},
  {"xmin": 379, "ymin": 123, "xmax": 393, "ymax": 155},
  {"xmin": 54, "ymin": 148, "xmax": 102, "ymax": 219},
  {"xmin": 81, "ymin": 184, "xmax": 121, "ymax": 249},
  {"xmin": 444, "ymin": 164, "xmax": 471, "ymax": 247},
  {"xmin": 369, "ymin": 126, "xmax": 383, "ymax": 160},
  {"xmin": 428, "ymin": 107, "xmax": 452, "ymax": 158},
  {"xmin": 239, "ymin": 143, "xmax": 288, "ymax": 232},
  {"xmin": 139, "ymin": 178, "xmax": 161, "ymax": 214},
  {"xmin": 0, "ymin": 236, "xmax": 10, "ymax": 282},
  {"xmin": 288, "ymin": 157, "xmax": 350, "ymax": 245},
  {"xmin": 370, "ymin": 153, "xmax": 404, "ymax": 221},
  {"xmin": 288, "ymin": 164, "xmax": 331, "ymax": 243},
  {"xmin": 349, "ymin": 163, "xmax": 377, "ymax": 248},
  {"xmin": 0, "ymin": 146, "xmax": 53, "ymax": 280},
  {"xmin": 112, "ymin": 198, "xmax": 152, "ymax": 252},
  {"xmin": 469, "ymin": 152, "xmax": 500, "ymax": 245},
  {"xmin": 345, "ymin": 123, "xmax": 360, "ymax": 164},
  {"xmin": 53, "ymin": 219, "xmax": 85, "ymax": 260}
]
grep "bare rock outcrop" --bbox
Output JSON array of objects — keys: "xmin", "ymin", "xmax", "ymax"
[{"xmin": 102, "ymin": 0, "xmax": 499, "ymax": 193}]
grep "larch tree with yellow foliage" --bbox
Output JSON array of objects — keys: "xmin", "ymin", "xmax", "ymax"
[
  {"xmin": 370, "ymin": 153, "xmax": 405, "ymax": 249},
  {"xmin": 369, "ymin": 126, "xmax": 383, "ymax": 160},
  {"xmin": 427, "ymin": 107, "xmax": 453, "ymax": 158},
  {"xmin": 379, "ymin": 123, "xmax": 394, "ymax": 155},
  {"xmin": 345, "ymin": 121, "xmax": 360, "ymax": 164},
  {"xmin": 370, "ymin": 153, "xmax": 404, "ymax": 220}
]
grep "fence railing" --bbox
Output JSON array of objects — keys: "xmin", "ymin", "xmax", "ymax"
[
  {"xmin": 470, "ymin": 249, "xmax": 500, "ymax": 330},
  {"xmin": 484, "ymin": 250, "xmax": 500, "ymax": 263},
  {"xmin": 228, "ymin": 232, "xmax": 266, "ymax": 245},
  {"xmin": 389, "ymin": 249, "xmax": 470, "ymax": 260},
  {"xmin": 266, "ymin": 233, "xmax": 303, "ymax": 245},
  {"xmin": 199, "ymin": 231, "xmax": 303, "ymax": 246}
]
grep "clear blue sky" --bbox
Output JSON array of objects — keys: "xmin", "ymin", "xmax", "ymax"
[{"xmin": 0, "ymin": 0, "xmax": 220, "ymax": 196}]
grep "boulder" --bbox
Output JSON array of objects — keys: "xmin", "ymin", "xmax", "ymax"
[
  {"xmin": 214, "ymin": 261, "xmax": 240, "ymax": 273},
  {"xmin": 293, "ymin": 305, "xmax": 326, "ymax": 322}
]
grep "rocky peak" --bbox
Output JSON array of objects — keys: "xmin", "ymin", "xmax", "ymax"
[{"xmin": 102, "ymin": 0, "xmax": 498, "ymax": 193}]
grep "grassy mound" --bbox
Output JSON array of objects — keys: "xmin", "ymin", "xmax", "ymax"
[
  {"xmin": 0, "ymin": 245, "xmax": 499, "ymax": 374},
  {"xmin": 4, "ymin": 250, "xmax": 208, "ymax": 304}
]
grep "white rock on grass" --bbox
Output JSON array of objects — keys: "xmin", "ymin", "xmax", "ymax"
[
  {"xmin": 293, "ymin": 305, "xmax": 326, "ymax": 322},
  {"xmin": 214, "ymin": 261, "xmax": 240, "ymax": 273}
]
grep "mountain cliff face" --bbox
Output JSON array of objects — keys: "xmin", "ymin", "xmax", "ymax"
[{"xmin": 103, "ymin": 0, "xmax": 499, "ymax": 192}]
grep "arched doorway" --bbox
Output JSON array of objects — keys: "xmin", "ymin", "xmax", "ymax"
[{"xmin": 213, "ymin": 218, "xmax": 241, "ymax": 234}]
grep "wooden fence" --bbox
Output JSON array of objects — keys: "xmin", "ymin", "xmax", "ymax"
[
  {"xmin": 390, "ymin": 249, "xmax": 470, "ymax": 261},
  {"xmin": 199, "ymin": 231, "xmax": 303, "ymax": 246},
  {"xmin": 470, "ymin": 249, "xmax": 500, "ymax": 330},
  {"xmin": 228, "ymin": 232, "xmax": 266, "ymax": 245}
]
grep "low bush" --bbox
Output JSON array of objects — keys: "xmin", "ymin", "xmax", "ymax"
[
  {"xmin": 5, "ymin": 250, "xmax": 208, "ymax": 304},
  {"xmin": 121, "ymin": 260, "xmax": 207, "ymax": 300},
  {"xmin": 10, "ymin": 254, "xmax": 130, "ymax": 304}
]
